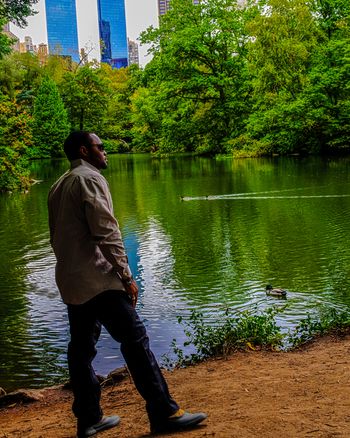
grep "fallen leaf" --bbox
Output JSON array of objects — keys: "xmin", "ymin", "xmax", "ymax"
[{"xmin": 246, "ymin": 342, "xmax": 256, "ymax": 350}]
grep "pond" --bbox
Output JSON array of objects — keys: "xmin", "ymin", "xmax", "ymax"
[{"xmin": 1, "ymin": 154, "xmax": 350, "ymax": 392}]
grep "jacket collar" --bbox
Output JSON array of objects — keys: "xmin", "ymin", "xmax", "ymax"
[{"xmin": 70, "ymin": 159, "xmax": 101, "ymax": 173}]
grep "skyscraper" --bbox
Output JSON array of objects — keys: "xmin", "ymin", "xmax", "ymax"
[
  {"xmin": 97, "ymin": 0, "xmax": 128, "ymax": 69},
  {"xmin": 158, "ymin": 0, "xmax": 199, "ymax": 16},
  {"xmin": 158, "ymin": 0, "xmax": 171, "ymax": 16},
  {"xmin": 45, "ymin": 0, "xmax": 80, "ymax": 63},
  {"xmin": 24, "ymin": 36, "xmax": 35, "ymax": 53},
  {"xmin": 128, "ymin": 38, "xmax": 139, "ymax": 67},
  {"xmin": 38, "ymin": 43, "xmax": 49, "ymax": 65},
  {"xmin": 2, "ymin": 23, "xmax": 20, "ymax": 52}
]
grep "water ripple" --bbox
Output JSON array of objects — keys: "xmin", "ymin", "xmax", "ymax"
[{"xmin": 2, "ymin": 155, "xmax": 350, "ymax": 390}]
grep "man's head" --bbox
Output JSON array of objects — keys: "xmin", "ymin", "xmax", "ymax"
[{"xmin": 63, "ymin": 131, "xmax": 107, "ymax": 170}]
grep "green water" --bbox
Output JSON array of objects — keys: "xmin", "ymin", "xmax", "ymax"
[{"xmin": 1, "ymin": 154, "xmax": 350, "ymax": 391}]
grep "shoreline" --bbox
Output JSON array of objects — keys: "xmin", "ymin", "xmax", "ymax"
[{"xmin": 1, "ymin": 332, "xmax": 350, "ymax": 437}]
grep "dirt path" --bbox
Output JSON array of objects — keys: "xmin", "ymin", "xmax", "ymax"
[{"xmin": 1, "ymin": 333, "xmax": 350, "ymax": 438}]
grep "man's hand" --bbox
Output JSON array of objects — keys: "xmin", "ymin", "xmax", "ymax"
[{"xmin": 123, "ymin": 279, "xmax": 138, "ymax": 308}]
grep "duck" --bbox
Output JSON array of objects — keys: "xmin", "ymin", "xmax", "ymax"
[{"xmin": 265, "ymin": 284, "xmax": 287, "ymax": 298}]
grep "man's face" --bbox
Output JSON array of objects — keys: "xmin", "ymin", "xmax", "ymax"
[{"xmin": 84, "ymin": 133, "xmax": 108, "ymax": 170}]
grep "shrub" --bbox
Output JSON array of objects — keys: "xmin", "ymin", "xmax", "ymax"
[
  {"xmin": 162, "ymin": 307, "xmax": 284, "ymax": 368},
  {"xmin": 163, "ymin": 305, "xmax": 350, "ymax": 368},
  {"xmin": 288, "ymin": 307, "xmax": 350, "ymax": 348},
  {"xmin": 0, "ymin": 96, "xmax": 32, "ymax": 191},
  {"xmin": 102, "ymin": 138, "xmax": 131, "ymax": 154}
]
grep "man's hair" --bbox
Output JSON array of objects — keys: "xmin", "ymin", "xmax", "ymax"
[{"xmin": 64, "ymin": 131, "xmax": 93, "ymax": 161}]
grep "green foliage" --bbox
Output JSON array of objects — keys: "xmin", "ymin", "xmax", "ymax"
[
  {"xmin": 0, "ymin": 0, "xmax": 38, "ymax": 27},
  {"xmin": 1, "ymin": 0, "xmax": 350, "ymax": 190},
  {"xmin": 31, "ymin": 76, "xmax": 70, "ymax": 158},
  {"xmin": 0, "ymin": 95, "xmax": 32, "ymax": 191},
  {"xmin": 60, "ymin": 66, "xmax": 110, "ymax": 132},
  {"xmin": 227, "ymin": 134, "xmax": 273, "ymax": 157},
  {"xmin": 0, "ymin": 18, "xmax": 12, "ymax": 59},
  {"xmin": 163, "ymin": 305, "xmax": 350, "ymax": 368},
  {"xmin": 0, "ymin": 1, "xmax": 38, "ymax": 58},
  {"xmin": 240, "ymin": 0, "xmax": 350, "ymax": 154},
  {"xmin": 0, "ymin": 147, "xmax": 30, "ymax": 192},
  {"xmin": 43, "ymin": 55, "xmax": 73, "ymax": 84},
  {"xmin": 247, "ymin": 0, "xmax": 317, "ymax": 97},
  {"xmin": 136, "ymin": 0, "xmax": 350, "ymax": 156},
  {"xmin": 162, "ymin": 307, "xmax": 284, "ymax": 367},
  {"xmin": 139, "ymin": 0, "xmax": 255, "ymax": 154},
  {"xmin": 288, "ymin": 307, "xmax": 350, "ymax": 347},
  {"xmin": 0, "ymin": 52, "xmax": 43, "ymax": 103},
  {"xmin": 98, "ymin": 64, "xmax": 135, "ymax": 145},
  {"xmin": 302, "ymin": 35, "xmax": 350, "ymax": 151},
  {"xmin": 130, "ymin": 87, "xmax": 163, "ymax": 152},
  {"xmin": 0, "ymin": 52, "xmax": 20, "ymax": 98},
  {"xmin": 102, "ymin": 138, "xmax": 130, "ymax": 154},
  {"xmin": 13, "ymin": 52, "xmax": 43, "ymax": 94}
]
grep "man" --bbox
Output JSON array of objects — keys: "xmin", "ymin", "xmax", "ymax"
[{"xmin": 48, "ymin": 131, "xmax": 207, "ymax": 437}]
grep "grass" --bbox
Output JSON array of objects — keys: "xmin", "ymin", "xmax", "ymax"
[{"xmin": 162, "ymin": 305, "xmax": 350, "ymax": 368}]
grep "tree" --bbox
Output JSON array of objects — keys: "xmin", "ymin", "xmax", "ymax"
[
  {"xmin": 32, "ymin": 76, "xmax": 70, "ymax": 158},
  {"xmin": 228, "ymin": 0, "xmax": 350, "ymax": 156},
  {"xmin": 0, "ymin": 0, "xmax": 38, "ymax": 58},
  {"xmin": 130, "ymin": 87, "xmax": 164, "ymax": 152},
  {"xmin": 0, "ymin": 18, "xmax": 12, "ymax": 59},
  {"xmin": 234, "ymin": 0, "xmax": 319, "ymax": 154},
  {"xmin": 139, "ymin": 0, "xmax": 256, "ymax": 154},
  {"xmin": 13, "ymin": 51, "xmax": 43, "ymax": 93},
  {"xmin": 0, "ymin": 94, "xmax": 32, "ymax": 191},
  {"xmin": 43, "ymin": 55, "xmax": 73, "ymax": 84},
  {"xmin": 309, "ymin": 0, "xmax": 350, "ymax": 39},
  {"xmin": 303, "ymin": 0, "xmax": 350, "ymax": 150},
  {"xmin": 247, "ymin": 0, "xmax": 317, "ymax": 98},
  {"xmin": 0, "ymin": 52, "xmax": 22, "ymax": 99},
  {"xmin": 0, "ymin": 0, "xmax": 38, "ymax": 27},
  {"xmin": 60, "ymin": 66, "xmax": 110, "ymax": 131},
  {"xmin": 98, "ymin": 63, "xmax": 134, "ymax": 146},
  {"xmin": 0, "ymin": 0, "xmax": 38, "ymax": 191}
]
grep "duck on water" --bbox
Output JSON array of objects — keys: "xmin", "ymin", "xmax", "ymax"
[{"xmin": 265, "ymin": 284, "xmax": 287, "ymax": 298}]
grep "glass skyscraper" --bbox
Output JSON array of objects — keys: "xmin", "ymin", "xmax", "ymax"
[
  {"xmin": 45, "ymin": 0, "xmax": 80, "ymax": 63},
  {"xmin": 97, "ymin": 0, "xmax": 128, "ymax": 69}
]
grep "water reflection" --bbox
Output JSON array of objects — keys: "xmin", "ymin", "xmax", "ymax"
[{"xmin": 1, "ymin": 155, "xmax": 350, "ymax": 391}]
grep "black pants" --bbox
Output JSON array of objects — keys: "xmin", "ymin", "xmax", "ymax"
[{"xmin": 67, "ymin": 290, "xmax": 179, "ymax": 429}]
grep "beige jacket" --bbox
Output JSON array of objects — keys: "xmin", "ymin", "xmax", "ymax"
[{"xmin": 48, "ymin": 159, "xmax": 132, "ymax": 304}]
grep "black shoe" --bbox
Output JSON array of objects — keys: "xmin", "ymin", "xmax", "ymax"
[
  {"xmin": 151, "ymin": 410, "xmax": 207, "ymax": 434},
  {"xmin": 77, "ymin": 415, "xmax": 120, "ymax": 437}
]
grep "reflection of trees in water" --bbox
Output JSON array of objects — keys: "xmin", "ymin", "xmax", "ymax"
[
  {"xmin": 119, "ymin": 155, "xmax": 350, "ymax": 306},
  {"xmin": 2, "ymin": 154, "xmax": 350, "ymax": 390},
  {"xmin": 29, "ymin": 157, "xmax": 67, "ymax": 181},
  {"xmin": 0, "ymin": 182, "xmax": 68, "ymax": 391}
]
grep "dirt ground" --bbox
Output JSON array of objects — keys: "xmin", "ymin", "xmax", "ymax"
[{"xmin": 1, "ymin": 333, "xmax": 350, "ymax": 438}]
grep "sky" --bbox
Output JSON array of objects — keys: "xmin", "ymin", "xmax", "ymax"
[{"xmin": 12, "ymin": 0, "xmax": 159, "ymax": 66}]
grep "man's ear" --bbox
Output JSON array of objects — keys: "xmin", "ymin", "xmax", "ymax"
[{"xmin": 80, "ymin": 145, "xmax": 89, "ymax": 158}]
